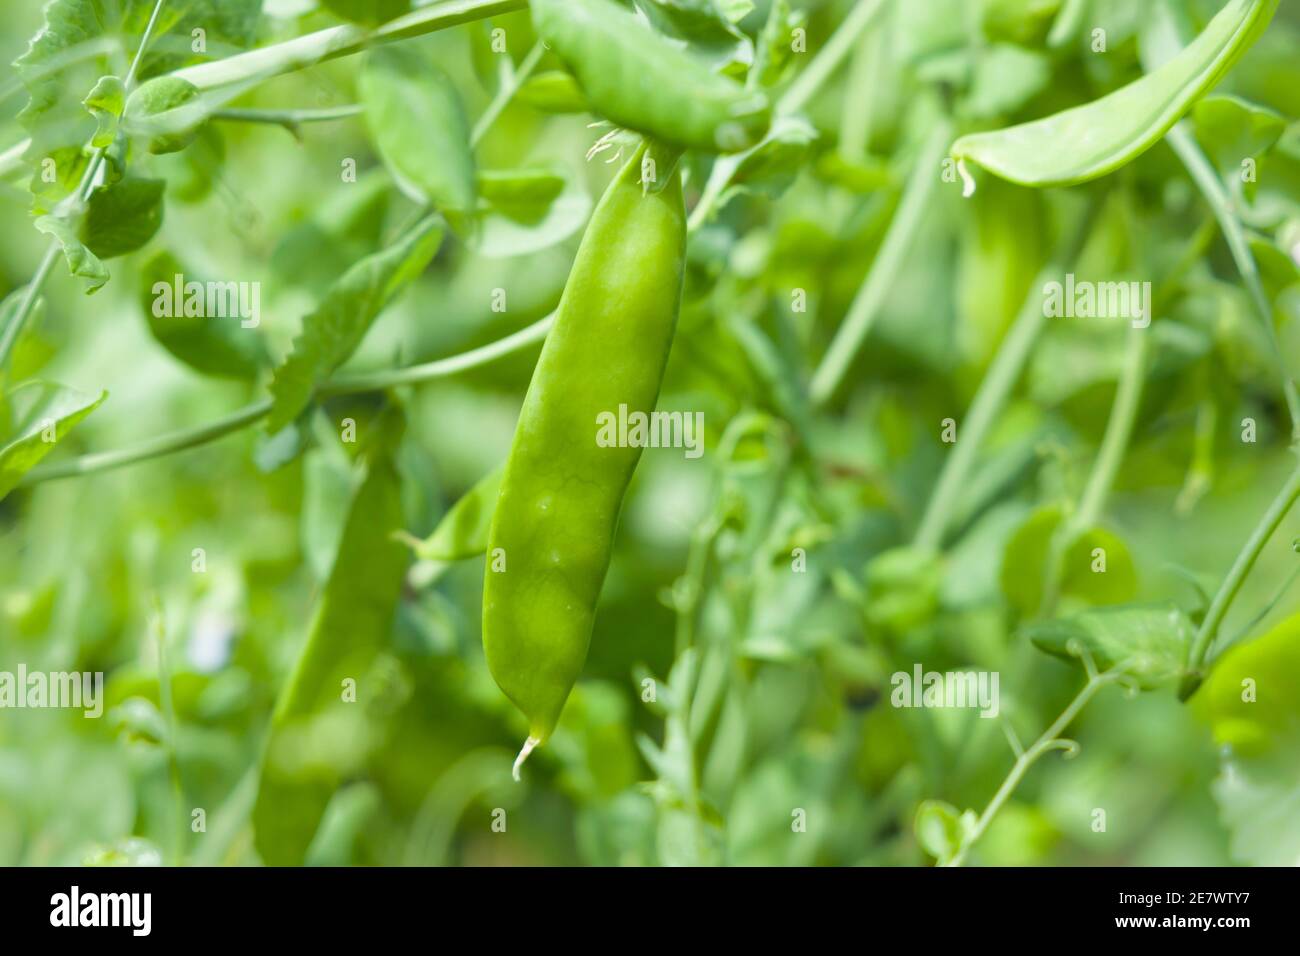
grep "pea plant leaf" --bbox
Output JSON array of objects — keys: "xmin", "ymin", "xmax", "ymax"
[
  {"xmin": 121, "ymin": 76, "xmax": 204, "ymax": 155},
  {"xmin": 79, "ymin": 176, "xmax": 164, "ymax": 258},
  {"xmin": 15, "ymin": 0, "xmax": 261, "ymax": 190},
  {"xmin": 266, "ymin": 216, "xmax": 442, "ymax": 433},
  {"xmin": 252, "ymin": 409, "xmax": 409, "ymax": 866},
  {"xmin": 1193, "ymin": 94, "xmax": 1287, "ymax": 202},
  {"xmin": 517, "ymin": 71, "xmax": 590, "ymax": 114},
  {"xmin": 915, "ymin": 799, "xmax": 978, "ymax": 866},
  {"xmin": 1193, "ymin": 94, "xmax": 1286, "ymax": 173},
  {"xmin": 963, "ymin": 43, "xmax": 1051, "ymax": 121},
  {"xmin": 729, "ymin": 116, "xmax": 819, "ymax": 199},
  {"xmin": 33, "ymin": 212, "xmax": 110, "ymax": 294},
  {"xmin": 1193, "ymin": 613, "xmax": 1300, "ymax": 865},
  {"xmin": 136, "ymin": 250, "xmax": 268, "ymax": 380},
  {"xmin": 999, "ymin": 505, "xmax": 1138, "ymax": 616},
  {"xmin": 1023, "ymin": 601, "xmax": 1194, "ymax": 689},
  {"xmin": 752, "ymin": 0, "xmax": 803, "ymax": 88},
  {"xmin": 35, "ymin": 175, "xmax": 164, "ymax": 293},
  {"xmin": 951, "ymin": 0, "xmax": 1280, "ymax": 188},
  {"xmin": 0, "ymin": 381, "xmax": 107, "ymax": 500},
  {"xmin": 359, "ymin": 46, "xmax": 476, "ymax": 219},
  {"xmin": 469, "ymin": 167, "xmax": 592, "ymax": 259},
  {"xmin": 82, "ymin": 75, "xmax": 124, "ymax": 149}
]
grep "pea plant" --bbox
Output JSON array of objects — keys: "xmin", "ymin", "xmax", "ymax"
[{"xmin": 1, "ymin": 0, "xmax": 1298, "ymax": 868}]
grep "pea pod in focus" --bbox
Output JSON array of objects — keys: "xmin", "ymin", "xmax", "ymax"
[
  {"xmin": 483, "ymin": 144, "xmax": 686, "ymax": 776},
  {"xmin": 531, "ymin": 0, "xmax": 769, "ymax": 153},
  {"xmin": 951, "ymin": 0, "xmax": 1278, "ymax": 190}
]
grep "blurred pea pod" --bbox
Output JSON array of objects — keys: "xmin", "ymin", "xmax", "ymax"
[
  {"xmin": 253, "ymin": 410, "xmax": 407, "ymax": 866},
  {"xmin": 531, "ymin": 0, "xmax": 770, "ymax": 152},
  {"xmin": 402, "ymin": 464, "xmax": 503, "ymax": 561},
  {"xmin": 951, "ymin": 0, "xmax": 1279, "ymax": 190}
]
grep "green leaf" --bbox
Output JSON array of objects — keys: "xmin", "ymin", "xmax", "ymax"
[
  {"xmin": 752, "ymin": 0, "xmax": 802, "ymax": 87},
  {"xmin": 82, "ymin": 75, "xmax": 124, "ymax": 149},
  {"xmin": 951, "ymin": 0, "xmax": 1280, "ymax": 188},
  {"xmin": 359, "ymin": 46, "xmax": 476, "ymax": 216},
  {"xmin": 1000, "ymin": 506, "xmax": 1138, "ymax": 615},
  {"xmin": 267, "ymin": 216, "xmax": 442, "ymax": 433},
  {"xmin": 864, "ymin": 546, "xmax": 943, "ymax": 634},
  {"xmin": 964, "ymin": 44, "xmax": 1051, "ymax": 121},
  {"xmin": 1193, "ymin": 614, "xmax": 1300, "ymax": 864},
  {"xmin": 1024, "ymin": 602, "xmax": 1193, "ymax": 689},
  {"xmin": 121, "ymin": 76, "xmax": 203, "ymax": 154},
  {"xmin": 0, "ymin": 381, "xmax": 107, "ymax": 500},
  {"xmin": 17, "ymin": 0, "xmax": 260, "ymax": 168},
  {"xmin": 730, "ymin": 116, "xmax": 818, "ymax": 199},
  {"xmin": 33, "ymin": 213, "xmax": 109, "ymax": 294},
  {"xmin": 80, "ymin": 177, "xmax": 165, "ymax": 258},
  {"xmin": 136, "ymin": 250, "xmax": 268, "ymax": 380},
  {"xmin": 28, "ymin": 146, "xmax": 92, "ymax": 216},
  {"xmin": 406, "ymin": 464, "xmax": 503, "ymax": 562},
  {"xmin": 1194, "ymin": 612, "xmax": 1300, "ymax": 757},
  {"xmin": 477, "ymin": 169, "xmax": 566, "ymax": 220},
  {"xmin": 253, "ymin": 410, "xmax": 409, "ymax": 866},
  {"xmin": 469, "ymin": 167, "xmax": 591, "ymax": 259},
  {"xmin": 915, "ymin": 799, "xmax": 977, "ymax": 865},
  {"xmin": 1193, "ymin": 94, "xmax": 1287, "ymax": 177},
  {"xmin": 516, "ymin": 71, "xmax": 590, "ymax": 114}
]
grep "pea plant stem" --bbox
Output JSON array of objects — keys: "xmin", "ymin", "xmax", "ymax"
[
  {"xmin": 1166, "ymin": 122, "xmax": 1300, "ymax": 438},
  {"xmin": 945, "ymin": 671, "xmax": 1119, "ymax": 867},
  {"xmin": 1038, "ymin": 323, "xmax": 1149, "ymax": 618},
  {"xmin": 687, "ymin": 0, "xmax": 890, "ymax": 232},
  {"xmin": 1075, "ymin": 323, "xmax": 1149, "ymax": 530},
  {"xmin": 0, "ymin": 143, "xmax": 109, "ymax": 369},
  {"xmin": 20, "ymin": 315, "xmax": 556, "ymax": 486},
  {"xmin": 470, "ymin": 41, "xmax": 545, "ymax": 147},
  {"xmin": 0, "ymin": 0, "xmax": 521, "ymax": 163},
  {"xmin": 809, "ymin": 120, "xmax": 951, "ymax": 405},
  {"xmin": 1180, "ymin": 456, "xmax": 1300, "ymax": 698},
  {"xmin": 912, "ymin": 197, "xmax": 1102, "ymax": 551},
  {"xmin": 912, "ymin": 265, "xmax": 1057, "ymax": 552},
  {"xmin": 210, "ymin": 104, "xmax": 363, "ymax": 128},
  {"xmin": 779, "ymin": 0, "xmax": 888, "ymax": 117},
  {"xmin": 0, "ymin": 244, "xmax": 61, "ymax": 370},
  {"xmin": 171, "ymin": 0, "xmax": 525, "ymax": 91}
]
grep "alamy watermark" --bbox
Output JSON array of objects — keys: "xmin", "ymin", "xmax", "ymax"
[
  {"xmin": 151, "ymin": 273, "xmax": 260, "ymax": 328},
  {"xmin": 50, "ymin": 886, "xmax": 151, "ymax": 936},
  {"xmin": 0, "ymin": 666, "xmax": 104, "ymax": 717},
  {"xmin": 596, "ymin": 404, "xmax": 704, "ymax": 459},
  {"xmin": 1043, "ymin": 273, "xmax": 1150, "ymax": 328},
  {"xmin": 891, "ymin": 665, "xmax": 999, "ymax": 718}
]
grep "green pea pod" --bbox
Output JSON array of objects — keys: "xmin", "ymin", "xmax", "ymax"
[
  {"xmin": 951, "ymin": 0, "xmax": 1278, "ymax": 190},
  {"xmin": 253, "ymin": 411, "xmax": 407, "ymax": 865},
  {"xmin": 483, "ymin": 144, "xmax": 686, "ymax": 776},
  {"xmin": 531, "ymin": 0, "xmax": 769, "ymax": 153},
  {"xmin": 407, "ymin": 464, "xmax": 503, "ymax": 561}
]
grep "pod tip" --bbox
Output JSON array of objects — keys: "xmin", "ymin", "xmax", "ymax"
[
  {"xmin": 957, "ymin": 158, "xmax": 976, "ymax": 199},
  {"xmin": 512, "ymin": 735, "xmax": 541, "ymax": 781}
]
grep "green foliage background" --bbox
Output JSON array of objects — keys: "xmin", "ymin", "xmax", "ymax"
[{"xmin": 2, "ymin": 0, "xmax": 1299, "ymax": 867}]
